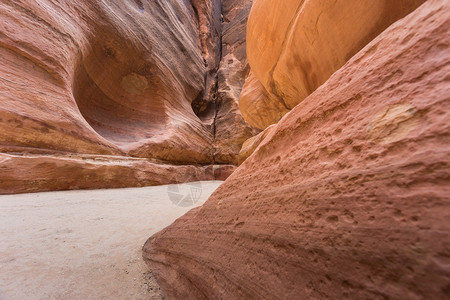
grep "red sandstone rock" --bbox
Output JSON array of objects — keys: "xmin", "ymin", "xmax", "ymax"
[
  {"xmin": 211, "ymin": 164, "xmax": 237, "ymax": 181},
  {"xmin": 143, "ymin": 1, "xmax": 450, "ymax": 298},
  {"xmin": 238, "ymin": 123, "xmax": 275, "ymax": 165},
  {"xmin": 0, "ymin": 0, "xmax": 255, "ymax": 193},
  {"xmin": 0, "ymin": 153, "xmax": 216, "ymax": 195},
  {"xmin": 0, "ymin": 0, "xmax": 211, "ymax": 160}
]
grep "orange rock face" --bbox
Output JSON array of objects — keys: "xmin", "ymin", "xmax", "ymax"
[
  {"xmin": 143, "ymin": 1, "xmax": 450, "ymax": 298},
  {"xmin": 241, "ymin": 0, "xmax": 426, "ymax": 129},
  {"xmin": 0, "ymin": 0, "xmax": 255, "ymax": 193},
  {"xmin": 239, "ymin": 72, "xmax": 288, "ymax": 130}
]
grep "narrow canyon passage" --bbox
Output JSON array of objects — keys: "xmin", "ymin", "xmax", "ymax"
[
  {"xmin": 0, "ymin": 182, "xmax": 223, "ymax": 299},
  {"xmin": 0, "ymin": 0, "xmax": 449, "ymax": 298}
]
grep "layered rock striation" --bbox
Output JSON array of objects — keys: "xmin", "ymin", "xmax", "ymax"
[
  {"xmin": 144, "ymin": 0, "xmax": 450, "ymax": 298},
  {"xmin": 0, "ymin": 0, "xmax": 256, "ymax": 193}
]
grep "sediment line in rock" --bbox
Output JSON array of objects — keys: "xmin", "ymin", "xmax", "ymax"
[
  {"xmin": 0, "ymin": 152, "xmax": 236, "ymax": 194},
  {"xmin": 0, "ymin": 0, "xmax": 257, "ymax": 193}
]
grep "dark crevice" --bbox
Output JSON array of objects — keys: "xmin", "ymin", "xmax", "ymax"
[
  {"xmin": 211, "ymin": 79, "xmax": 219, "ymax": 164},
  {"xmin": 135, "ymin": 0, "xmax": 144, "ymax": 12},
  {"xmin": 190, "ymin": 0, "xmax": 224, "ymax": 166},
  {"xmin": 191, "ymin": 88, "xmax": 216, "ymax": 122},
  {"xmin": 211, "ymin": 0, "xmax": 224, "ymax": 165}
]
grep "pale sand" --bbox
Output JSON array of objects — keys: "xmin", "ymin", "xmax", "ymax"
[{"xmin": 0, "ymin": 181, "xmax": 223, "ymax": 300}]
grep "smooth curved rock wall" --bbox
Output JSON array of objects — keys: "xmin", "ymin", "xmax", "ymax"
[{"xmin": 241, "ymin": 0, "xmax": 426, "ymax": 129}]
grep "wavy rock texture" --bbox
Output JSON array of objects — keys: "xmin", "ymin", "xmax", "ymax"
[
  {"xmin": 0, "ymin": 0, "xmax": 209, "ymax": 159},
  {"xmin": 0, "ymin": 0, "xmax": 254, "ymax": 193},
  {"xmin": 143, "ymin": 1, "xmax": 450, "ymax": 298},
  {"xmin": 241, "ymin": 0, "xmax": 426, "ymax": 129}
]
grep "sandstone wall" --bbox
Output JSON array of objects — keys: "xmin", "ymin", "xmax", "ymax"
[
  {"xmin": 0, "ymin": 0, "xmax": 255, "ymax": 193},
  {"xmin": 144, "ymin": 1, "xmax": 450, "ymax": 298},
  {"xmin": 0, "ymin": 0, "xmax": 208, "ymax": 159},
  {"xmin": 240, "ymin": 0, "xmax": 426, "ymax": 129},
  {"xmin": 213, "ymin": 0, "xmax": 260, "ymax": 164},
  {"xmin": 238, "ymin": 71, "xmax": 288, "ymax": 130}
]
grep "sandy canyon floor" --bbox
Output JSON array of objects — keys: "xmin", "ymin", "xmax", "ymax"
[{"xmin": 0, "ymin": 181, "xmax": 223, "ymax": 300}]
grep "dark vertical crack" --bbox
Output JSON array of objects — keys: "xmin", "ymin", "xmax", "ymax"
[
  {"xmin": 211, "ymin": 79, "xmax": 218, "ymax": 164},
  {"xmin": 191, "ymin": 0, "xmax": 223, "ymax": 166},
  {"xmin": 211, "ymin": 0, "xmax": 224, "ymax": 166}
]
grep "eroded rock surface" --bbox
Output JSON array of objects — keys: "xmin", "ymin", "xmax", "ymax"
[
  {"xmin": 0, "ymin": 0, "xmax": 254, "ymax": 193},
  {"xmin": 0, "ymin": 0, "xmax": 210, "ymax": 159},
  {"xmin": 241, "ymin": 0, "xmax": 427, "ymax": 129},
  {"xmin": 214, "ymin": 0, "xmax": 260, "ymax": 164},
  {"xmin": 144, "ymin": 1, "xmax": 450, "ymax": 298},
  {"xmin": 238, "ymin": 123, "xmax": 275, "ymax": 165}
]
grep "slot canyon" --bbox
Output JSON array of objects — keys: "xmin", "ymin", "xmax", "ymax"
[{"xmin": 0, "ymin": 0, "xmax": 449, "ymax": 299}]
